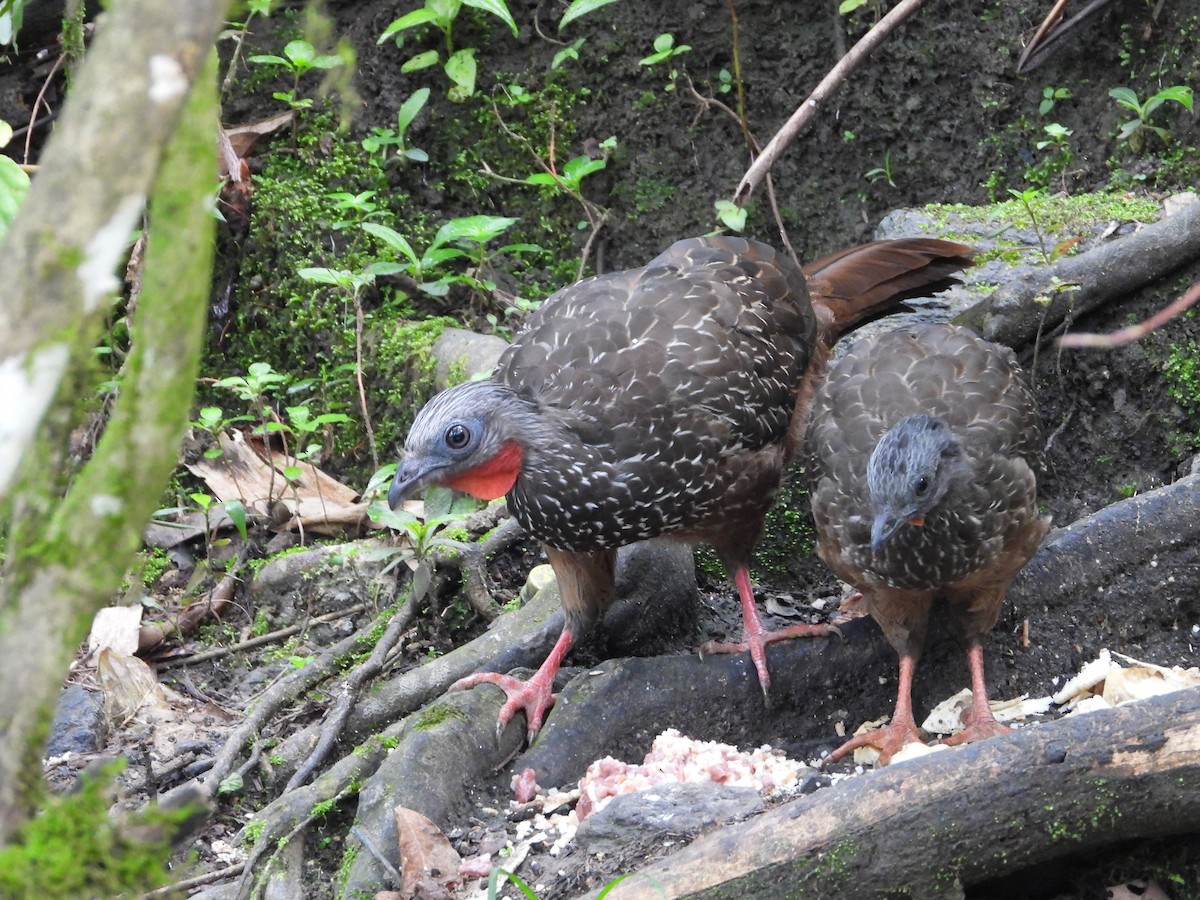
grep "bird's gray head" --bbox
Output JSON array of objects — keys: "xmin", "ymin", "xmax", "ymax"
[
  {"xmin": 866, "ymin": 414, "xmax": 967, "ymax": 553},
  {"xmin": 387, "ymin": 380, "xmax": 530, "ymax": 509}
]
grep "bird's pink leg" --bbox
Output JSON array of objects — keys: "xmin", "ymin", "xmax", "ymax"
[
  {"xmin": 826, "ymin": 653, "xmax": 926, "ymax": 765},
  {"xmin": 700, "ymin": 566, "xmax": 835, "ymax": 694},
  {"xmin": 939, "ymin": 641, "xmax": 1011, "ymax": 747},
  {"xmin": 451, "ymin": 627, "xmax": 575, "ymax": 742}
]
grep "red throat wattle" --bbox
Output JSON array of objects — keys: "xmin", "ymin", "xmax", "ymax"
[{"xmin": 443, "ymin": 441, "xmax": 522, "ymax": 500}]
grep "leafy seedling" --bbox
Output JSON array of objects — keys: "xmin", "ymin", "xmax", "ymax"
[
  {"xmin": 1109, "ymin": 85, "xmax": 1194, "ymax": 154},
  {"xmin": 248, "ymin": 39, "xmax": 343, "ymax": 109}
]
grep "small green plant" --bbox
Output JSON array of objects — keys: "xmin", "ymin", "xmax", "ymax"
[
  {"xmin": 865, "ymin": 150, "xmax": 897, "ymax": 188},
  {"xmin": 1039, "ymin": 86, "xmax": 1071, "ymax": 116},
  {"xmin": 327, "ymin": 190, "xmax": 381, "ymax": 229},
  {"xmin": 522, "ymin": 143, "xmax": 612, "ymax": 194},
  {"xmin": 248, "ymin": 39, "xmax": 344, "ymax": 109},
  {"xmin": 361, "ymin": 88, "xmax": 431, "ymax": 164},
  {"xmin": 1115, "ymin": 483, "xmax": 1139, "ymax": 500},
  {"xmin": 190, "ymin": 492, "xmax": 249, "ymax": 541},
  {"xmin": 378, "ymin": 0, "xmax": 517, "ymax": 101},
  {"xmin": 1164, "ymin": 341, "xmax": 1200, "ymax": 415},
  {"xmin": 550, "ymin": 37, "xmax": 587, "ymax": 69},
  {"xmin": 191, "ymin": 405, "xmax": 252, "ymax": 458},
  {"xmin": 365, "ymin": 476, "xmax": 475, "ymax": 575},
  {"xmin": 714, "ymin": 199, "xmax": 747, "ymax": 232},
  {"xmin": 639, "ymin": 33, "xmax": 691, "ymax": 89},
  {"xmin": 279, "ymin": 404, "xmax": 352, "ymax": 481},
  {"xmin": 361, "ymin": 214, "xmax": 527, "ymax": 300},
  {"xmin": 1109, "ymin": 85, "xmax": 1195, "ymax": 154},
  {"xmin": 1025, "ymin": 123, "xmax": 1074, "ymax": 189},
  {"xmin": 1004, "ymin": 186, "xmax": 1081, "ymax": 264}
]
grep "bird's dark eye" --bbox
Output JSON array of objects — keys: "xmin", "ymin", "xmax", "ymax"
[
  {"xmin": 914, "ymin": 475, "xmax": 930, "ymax": 495},
  {"xmin": 444, "ymin": 424, "xmax": 471, "ymax": 450}
]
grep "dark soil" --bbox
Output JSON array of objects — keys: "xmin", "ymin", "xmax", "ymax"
[{"xmin": 7, "ymin": 0, "xmax": 1200, "ymax": 896}]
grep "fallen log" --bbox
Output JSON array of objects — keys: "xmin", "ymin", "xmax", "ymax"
[
  {"xmin": 954, "ymin": 197, "xmax": 1200, "ymax": 350},
  {"xmin": 581, "ymin": 686, "xmax": 1200, "ymax": 900}
]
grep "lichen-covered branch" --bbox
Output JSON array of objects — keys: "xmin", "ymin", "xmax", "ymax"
[{"xmin": 0, "ymin": 0, "xmax": 230, "ymax": 840}]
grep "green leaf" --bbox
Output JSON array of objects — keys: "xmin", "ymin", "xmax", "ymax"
[
  {"xmin": 404, "ymin": 148, "xmax": 430, "ymax": 162},
  {"xmin": 362, "ymin": 222, "xmax": 420, "ymax": 266},
  {"xmin": 1107, "ymin": 86, "xmax": 1141, "ymax": 114},
  {"xmin": 838, "ymin": 0, "xmax": 871, "ymax": 12},
  {"xmin": 0, "ymin": 154, "xmax": 30, "ymax": 242},
  {"xmin": 714, "ymin": 199, "xmax": 747, "ymax": 232},
  {"xmin": 561, "ymin": 154, "xmax": 606, "ymax": 183},
  {"xmin": 379, "ymin": 7, "xmax": 440, "ymax": 43},
  {"xmin": 282, "ymin": 39, "xmax": 317, "ymax": 69},
  {"xmin": 246, "ymin": 53, "xmax": 287, "ymax": 67},
  {"xmin": 551, "ymin": 38, "xmax": 585, "ymax": 69},
  {"xmin": 365, "ymin": 463, "xmax": 399, "ymax": 499},
  {"xmin": 221, "ymin": 500, "xmax": 248, "ymax": 541},
  {"xmin": 364, "ymin": 261, "xmax": 409, "ymax": 277},
  {"xmin": 402, "ymin": 49, "xmax": 440, "ymax": 73},
  {"xmin": 559, "ymin": 0, "xmax": 621, "ymax": 29},
  {"xmin": 217, "ymin": 773, "xmax": 244, "ymax": 795},
  {"xmin": 523, "ymin": 172, "xmax": 560, "ymax": 186},
  {"xmin": 445, "ymin": 48, "xmax": 477, "ymax": 100},
  {"xmin": 367, "ymin": 499, "xmax": 419, "ymax": 531},
  {"xmin": 396, "ymin": 87, "xmax": 431, "ymax": 135},
  {"xmin": 424, "ymin": 484, "xmax": 455, "ymax": 519},
  {"xmin": 653, "ymin": 32, "xmax": 674, "ymax": 53},
  {"xmin": 1153, "ymin": 85, "xmax": 1193, "ymax": 112},
  {"xmin": 462, "ymin": 0, "xmax": 518, "ymax": 37},
  {"xmin": 433, "ymin": 214, "xmax": 519, "ymax": 247}
]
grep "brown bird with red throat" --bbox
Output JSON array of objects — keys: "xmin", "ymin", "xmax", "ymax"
[
  {"xmin": 389, "ymin": 236, "xmax": 974, "ymax": 741},
  {"xmin": 808, "ymin": 323, "xmax": 1050, "ymax": 765}
]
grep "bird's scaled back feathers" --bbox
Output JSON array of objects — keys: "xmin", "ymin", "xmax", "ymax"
[
  {"xmin": 398, "ymin": 237, "xmax": 819, "ymax": 554},
  {"xmin": 807, "ymin": 323, "xmax": 1045, "ymax": 593}
]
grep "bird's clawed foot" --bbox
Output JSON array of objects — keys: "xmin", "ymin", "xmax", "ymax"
[
  {"xmin": 825, "ymin": 717, "xmax": 928, "ymax": 767},
  {"xmin": 700, "ymin": 622, "xmax": 839, "ymax": 697},
  {"xmin": 938, "ymin": 703, "xmax": 1011, "ymax": 749},
  {"xmin": 450, "ymin": 671, "xmax": 557, "ymax": 744}
]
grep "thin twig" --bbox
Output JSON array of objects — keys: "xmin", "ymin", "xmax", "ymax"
[
  {"xmin": 721, "ymin": 0, "xmax": 753, "ymax": 154},
  {"xmin": 485, "ymin": 100, "xmax": 611, "ymax": 279},
  {"xmin": 353, "ymin": 285, "xmax": 380, "ymax": 472},
  {"xmin": 1059, "ymin": 278, "xmax": 1200, "ymax": 349},
  {"xmin": 734, "ymin": 0, "xmax": 929, "ymax": 206},
  {"xmin": 153, "ymin": 602, "xmax": 373, "ymax": 669},
  {"xmin": 682, "ymin": 76, "xmax": 800, "ymax": 267},
  {"xmin": 24, "ymin": 53, "xmax": 66, "ymax": 163},
  {"xmin": 284, "ymin": 577, "xmax": 425, "ymax": 791},
  {"xmin": 143, "ymin": 862, "xmax": 246, "ymax": 897}
]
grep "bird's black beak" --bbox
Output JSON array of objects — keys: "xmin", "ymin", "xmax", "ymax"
[{"xmin": 387, "ymin": 456, "xmax": 439, "ymax": 510}]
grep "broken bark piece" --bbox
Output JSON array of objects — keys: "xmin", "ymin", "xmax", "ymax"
[{"xmin": 581, "ymin": 686, "xmax": 1200, "ymax": 899}]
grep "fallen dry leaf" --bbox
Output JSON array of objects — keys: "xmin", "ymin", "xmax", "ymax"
[
  {"xmin": 97, "ymin": 649, "xmax": 174, "ymax": 726},
  {"xmin": 394, "ymin": 806, "xmax": 461, "ymax": 899}
]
